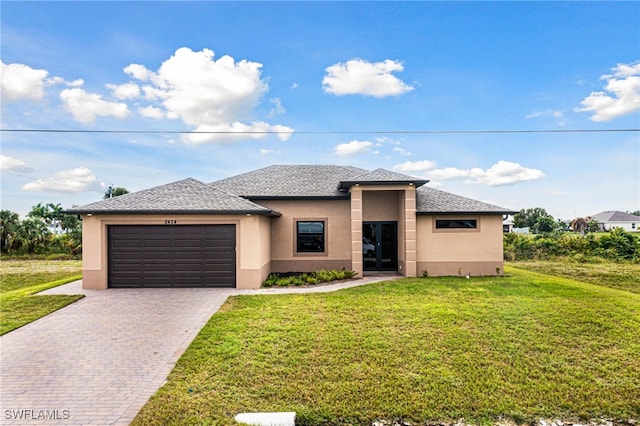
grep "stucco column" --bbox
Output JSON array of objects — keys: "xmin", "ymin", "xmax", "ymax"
[
  {"xmin": 81, "ymin": 215, "xmax": 108, "ymax": 289},
  {"xmin": 404, "ymin": 186, "xmax": 417, "ymax": 277},
  {"xmin": 350, "ymin": 186, "xmax": 363, "ymax": 278}
]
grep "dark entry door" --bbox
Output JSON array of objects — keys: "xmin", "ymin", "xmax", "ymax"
[{"xmin": 363, "ymin": 222, "xmax": 397, "ymax": 271}]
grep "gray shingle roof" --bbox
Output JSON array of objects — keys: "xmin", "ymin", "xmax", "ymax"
[
  {"xmin": 591, "ymin": 211, "xmax": 640, "ymax": 222},
  {"xmin": 66, "ymin": 178, "xmax": 277, "ymax": 215},
  {"xmin": 416, "ymin": 186, "xmax": 516, "ymax": 214},
  {"xmin": 67, "ymin": 166, "xmax": 515, "ymax": 216},
  {"xmin": 337, "ymin": 168, "xmax": 428, "ymax": 190},
  {"xmin": 210, "ymin": 165, "xmax": 368, "ymax": 198}
]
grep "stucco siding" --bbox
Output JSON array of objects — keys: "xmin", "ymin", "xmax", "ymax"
[
  {"xmin": 258, "ymin": 200, "xmax": 352, "ymax": 273},
  {"xmin": 416, "ymin": 214, "xmax": 504, "ymax": 276},
  {"xmin": 80, "ymin": 214, "xmax": 270, "ymax": 289}
]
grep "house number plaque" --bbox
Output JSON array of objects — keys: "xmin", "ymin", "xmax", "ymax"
[{"xmin": 164, "ymin": 220, "xmax": 177, "ymax": 224}]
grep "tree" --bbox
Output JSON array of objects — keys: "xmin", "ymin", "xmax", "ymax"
[
  {"xmin": 631, "ymin": 210, "xmax": 640, "ymax": 217},
  {"xmin": 533, "ymin": 215, "xmax": 557, "ymax": 234},
  {"xmin": 556, "ymin": 219, "xmax": 570, "ymax": 232},
  {"xmin": 514, "ymin": 208, "xmax": 556, "ymax": 234},
  {"xmin": 1, "ymin": 210, "xmax": 21, "ymax": 253},
  {"xmin": 28, "ymin": 202, "xmax": 64, "ymax": 232},
  {"xmin": 16, "ymin": 217, "xmax": 50, "ymax": 253},
  {"xmin": 104, "ymin": 186, "xmax": 129, "ymax": 199}
]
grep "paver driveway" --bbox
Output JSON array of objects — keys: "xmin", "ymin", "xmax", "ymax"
[
  {"xmin": 1, "ymin": 276, "xmax": 399, "ymax": 425},
  {"xmin": 1, "ymin": 283, "xmax": 234, "ymax": 425}
]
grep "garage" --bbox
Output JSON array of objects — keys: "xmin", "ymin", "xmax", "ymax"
[{"xmin": 108, "ymin": 225, "xmax": 236, "ymax": 288}]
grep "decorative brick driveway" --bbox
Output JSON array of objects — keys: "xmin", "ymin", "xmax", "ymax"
[
  {"xmin": 1, "ymin": 283, "xmax": 234, "ymax": 425},
  {"xmin": 1, "ymin": 276, "xmax": 399, "ymax": 425}
]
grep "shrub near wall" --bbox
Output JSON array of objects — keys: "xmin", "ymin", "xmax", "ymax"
[{"xmin": 504, "ymin": 228, "xmax": 639, "ymax": 262}]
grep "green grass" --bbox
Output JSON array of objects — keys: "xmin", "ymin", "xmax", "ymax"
[
  {"xmin": 0, "ymin": 260, "xmax": 84, "ymax": 335},
  {"xmin": 508, "ymin": 260, "xmax": 640, "ymax": 294},
  {"xmin": 133, "ymin": 268, "xmax": 640, "ymax": 425}
]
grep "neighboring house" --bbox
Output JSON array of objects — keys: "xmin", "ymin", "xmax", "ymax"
[
  {"xmin": 502, "ymin": 218, "xmax": 514, "ymax": 233},
  {"xmin": 66, "ymin": 165, "xmax": 515, "ymax": 289},
  {"xmin": 590, "ymin": 211, "xmax": 640, "ymax": 232}
]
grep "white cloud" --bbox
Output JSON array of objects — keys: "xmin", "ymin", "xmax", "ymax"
[
  {"xmin": 123, "ymin": 47, "xmax": 292, "ymax": 143},
  {"xmin": 184, "ymin": 121, "xmax": 293, "ymax": 145},
  {"xmin": 392, "ymin": 146, "xmax": 413, "ymax": 156},
  {"xmin": 335, "ymin": 140, "xmax": 375, "ymax": 155},
  {"xmin": 0, "ymin": 155, "xmax": 34, "ymax": 173},
  {"xmin": 393, "ymin": 160, "xmax": 437, "ymax": 173},
  {"xmin": 123, "ymin": 63, "xmax": 153, "ymax": 81},
  {"xmin": 428, "ymin": 167, "xmax": 473, "ymax": 180},
  {"xmin": 1, "ymin": 61, "xmax": 49, "ymax": 101},
  {"xmin": 322, "ymin": 58, "xmax": 414, "ymax": 97},
  {"xmin": 107, "ymin": 82, "xmax": 141, "ymax": 100},
  {"xmin": 45, "ymin": 76, "xmax": 84, "ymax": 88},
  {"xmin": 428, "ymin": 161, "xmax": 545, "ymax": 186},
  {"xmin": 268, "ymin": 97, "xmax": 285, "ymax": 117},
  {"xmin": 60, "ymin": 88, "xmax": 130, "ymax": 124},
  {"xmin": 575, "ymin": 61, "xmax": 640, "ymax": 121},
  {"xmin": 525, "ymin": 109, "xmax": 568, "ymax": 126},
  {"xmin": 21, "ymin": 167, "xmax": 104, "ymax": 193},
  {"xmin": 138, "ymin": 105, "xmax": 166, "ymax": 119}
]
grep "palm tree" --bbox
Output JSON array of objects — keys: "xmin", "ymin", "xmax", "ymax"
[{"xmin": 0, "ymin": 210, "xmax": 20, "ymax": 253}]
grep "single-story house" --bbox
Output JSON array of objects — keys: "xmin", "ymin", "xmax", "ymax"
[
  {"xmin": 66, "ymin": 165, "xmax": 515, "ymax": 289},
  {"xmin": 591, "ymin": 210, "xmax": 640, "ymax": 232}
]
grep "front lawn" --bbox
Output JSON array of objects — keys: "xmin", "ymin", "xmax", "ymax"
[
  {"xmin": 508, "ymin": 260, "xmax": 640, "ymax": 294},
  {"xmin": 0, "ymin": 260, "xmax": 84, "ymax": 335},
  {"xmin": 133, "ymin": 268, "xmax": 640, "ymax": 425}
]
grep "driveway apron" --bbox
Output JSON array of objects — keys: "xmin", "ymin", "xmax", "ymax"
[{"xmin": 0, "ymin": 275, "xmax": 399, "ymax": 425}]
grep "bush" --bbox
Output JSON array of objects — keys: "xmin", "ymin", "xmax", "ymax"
[
  {"xmin": 504, "ymin": 229, "xmax": 639, "ymax": 262},
  {"xmin": 262, "ymin": 268, "xmax": 358, "ymax": 287}
]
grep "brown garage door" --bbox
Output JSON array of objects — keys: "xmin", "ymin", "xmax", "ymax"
[{"xmin": 108, "ymin": 225, "xmax": 236, "ymax": 288}]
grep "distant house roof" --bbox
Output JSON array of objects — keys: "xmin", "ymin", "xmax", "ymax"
[
  {"xmin": 67, "ymin": 165, "xmax": 514, "ymax": 216},
  {"xmin": 65, "ymin": 178, "xmax": 278, "ymax": 216},
  {"xmin": 591, "ymin": 210, "xmax": 640, "ymax": 223},
  {"xmin": 416, "ymin": 186, "xmax": 515, "ymax": 215}
]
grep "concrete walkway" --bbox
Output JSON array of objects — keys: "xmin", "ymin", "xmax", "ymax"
[{"xmin": 0, "ymin": 275, "xmax": 400, "ymax": 425}]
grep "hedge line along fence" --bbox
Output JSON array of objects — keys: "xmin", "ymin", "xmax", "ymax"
[{"xmin": 504, "ymin": 228, "xmax": 640, "ymax": 262}]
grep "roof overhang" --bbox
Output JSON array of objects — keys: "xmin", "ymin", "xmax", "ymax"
[
  {"xmin": 338, "ymin": 180, "xmax": 428, "ymax": 191},
  {"xmin": 64, "ymin": 209, "xmax": 281, "ymax": 217},
  {"xmin": 417, "ymin": 210, "xmax": 518, "ymax": 216}
]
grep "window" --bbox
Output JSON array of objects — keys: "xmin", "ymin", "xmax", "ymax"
[
  {"xmin": 435, "ymin": 219, "xmax": 477, "ymax": 229},
  {"xmin": 296, "ymin": 221, "xmax": 325, "ymax": 253}
]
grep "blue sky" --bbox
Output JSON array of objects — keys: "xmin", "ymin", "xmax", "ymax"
[{"xmin": 1, "ymin": 1, "xmax": 639, "ymax": 219}]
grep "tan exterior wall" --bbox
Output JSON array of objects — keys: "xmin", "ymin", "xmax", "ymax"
[
  {"xmin": 357, "ymin": 185, "xmax": 417, "ymax": 277},
  {"xmin": 80, "ymin": 213, "xmax": 271, "ymax": 290},
  {"xmin": 416, "ymin": 214, "xmax": 504, "ymax": 276},
  {"xmin": 258, "ymin": 200, "xmax": 353, "ymax": 273},
  {"xmin": 362, "ymin": 191, "xmax": 400, "ymax": 221}
]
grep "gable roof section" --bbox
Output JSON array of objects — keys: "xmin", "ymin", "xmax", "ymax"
[
  {"xmin": 337, "ymin": 168, "xmax": 428, "ymax": 190},
  {"xmin": 416, "ymin": 186, "xmax": 516, "ymax": 215},
  {"xmin": 591, "ymin": 210, "xmax": 640, "ymax": 222},
  {"xmin": 66, "ymin": 178, "xmax": 278, "ymax": 215},
  {"xmin": 210, "ymin": 165, "xmax": 368, "ymax": 198}
]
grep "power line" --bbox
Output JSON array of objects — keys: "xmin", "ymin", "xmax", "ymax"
[{"xmin": 1, "ymin": 128, "xmax": 639, "ymax": 135}]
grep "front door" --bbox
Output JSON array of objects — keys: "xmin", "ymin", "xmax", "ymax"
[{"xmin": 363, "ymin": 222, "xmax": 398, "ymax": 271}]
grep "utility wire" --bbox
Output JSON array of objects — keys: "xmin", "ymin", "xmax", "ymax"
[{"xmin": 1, "ymin": 128, "xmax": 639, "ymax": 135}]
